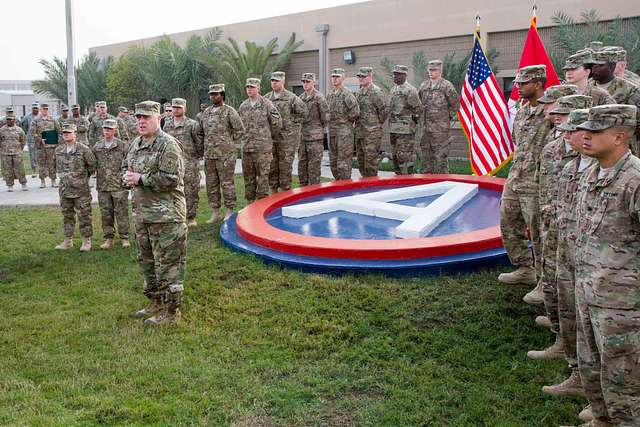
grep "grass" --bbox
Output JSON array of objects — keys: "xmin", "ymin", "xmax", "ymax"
[{"xmin": 0, "ymin": 177, "xmax": 585, "ymax": 426}]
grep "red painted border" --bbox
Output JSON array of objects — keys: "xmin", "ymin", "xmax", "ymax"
[{"xmin": 236, "ymin": 175, "xmax": 505, "ymax": 260}]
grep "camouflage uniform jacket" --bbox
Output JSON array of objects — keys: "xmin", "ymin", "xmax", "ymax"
[
  {"xmin": 300, "ymin": 89, "xmax": 329, "ymax": 141},
  {"xmin": 327, "ymin": 86, "xmax": 359, "ymax": 132},
  {"xmin": 0, "ymin": 124, "xmax": 26, "ymax": 155},
  {"xmin": 557, "ymin": 155, "xmax": 595, "ymax": 243},
  {"xmin": 505, "ymin": 103, "xmax": 552, "ymax": 194},
  {"xmin": 418, "ymin": 78, "xmax": 459, "ymax": 122},
  {"xmin": 623, "ymin": 69, "xmax": 640, "ymax": 87},
  {"xmin": 65, "ymin": 115, "xmax": 91, "ymax": 144},
  {"xmin": 163, "ymin": 116, "xmax": 204, "ymax": 160},
  {"xmin": 122, "ymin": 129, "xmax": 186, "ymax": 223},
  {"xmin": 116, "ymin": 117, "xmax": 130, "ymax": 141},
  {"xmin": 89, "ymin": 113, "xmax": 118, "ymax": 144},
  {"xmin": 125, "ymin": 117, "xmax": 139, "ymax": 140},
  {"xmin": 198, "ymin": 104, "xmax": 244, "ymax": 159},
  {"xmin": 575, "ymin": 151, "xmax": 640, "ymax": 310},
  {"xmin": 580, "ymin": 85, "xmax": 616, "ymax": 106},
  {"xmin": 389, "ymin": 81, "xmax": 422, "ymax": 134},
  {"xmin": 238, "ymin": 96, "xmax": 282, "ymax": 153},
  {"xmin": 92, "ymin": 138, "xmax": 129, "ymax": 192},
  {"xmin": 537, "ymin": 136, "xmax": 578, "ymax": 226},
  {"xmin": 31, "ymin": 115, "xmax": 61, "ymax": 147},
  {"xmin": 264, "ymin": 89, "xmax": 308, "ymax": 138},
  {"xmin": 587, "ymin": 77, "xmax": 640, "ymax": 108},
  {"xmin": 356, "ymin": 83, "xmax": 388, "ymax": 132},
  {"xmin": 55, "ymin": 142, "xmax": 96, "ymax": 198}
]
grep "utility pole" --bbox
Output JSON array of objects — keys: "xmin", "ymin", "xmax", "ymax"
[{"xmin": 65, "ymin": 0, "xmax": 77, "ymax": 107}]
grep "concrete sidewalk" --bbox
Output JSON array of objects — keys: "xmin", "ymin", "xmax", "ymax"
[{"xmin": 0, "ymin": 152, "xmax": 394, "ymax": 207}]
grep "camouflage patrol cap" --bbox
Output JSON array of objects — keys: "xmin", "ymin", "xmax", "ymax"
[
  {"xmin": 5, "ymin": 107, "xmax": 13, "ymax": 113},
  {"xmin": 392, "ymin": 65, "xmax": 409, "ymax": 74},
  {"xmin": 208, "ymin": 84, "xmax": 225, "ymax": 93},
  {"xmin": 270, "ymin": 71, "xmax": 285, "ymax": 81},
  {"xmin": 428, "ymin": 60, "xmax": 443, "ymax": 69},
  {"xmin": 163, "ymin": 102, "xmax": 172, "ymax": 110},
  {"xmin": 61, "ymin": 105, "xmax": 69, "ymax": 111},
  {"xmin": 356, "ymin": 67, "xmax": 373, "ymax": 77},
  {"xmin": 171, "ymin": 98, "xmax": 187, "ymax": 108},
  {"xmin": 72, "ymin": 104, "xmax": 80, "ymax": 110},
  {"xmin": 95, "ymin": 101, "xmax": 107, "ymax": 108},
  {"xmin": 537, "ymin": 84, "xmax": 578, "ymax": 104},
  {"xmin": 577, "ymin": 104, "xmax": 637, "ymax": 131},
  {"xmin": 550, "ymin": 95, "xmax": 593, "ymax": 114},
  {"xmin": 101, "ymin": 119, "xmax": 118, "ymax": 129},
  {"xmin": 563, "ymin": 50, "xmax": 594, "ymax": 70},
  {"xmin": 602, "ymin": 46, "xmax": 627, "ymax": 62},
  {"xmin": 134, "ymin": 100, "xmax": 161, "ymax": 116},
  {"xmin": 301, "ymin": 72, "xmax": 316, "ymax": 81},
  {"xmin": 331, "ymin": 68, "xmax": 346, "ymax": 77},
  {"xmin": 587, "ymin": 41, "xmax": 604, "ymax": 51},
  {"xmin": 40, "ymin": 103, "xmax": 49, "ymax": 108},
  {"xmin": 515, "ymin": 65, "xmax": 546, "ymax": 83},
  {"xmin": 557, "ymin": 108, "xmax": 590, "ymax": 132},
  {"xmin": 591, "ymin": 50, "xmax": 616, "ymax": 65},
  {"xmin": 31, "ymin": 103, "xmax": 39, "ymax": 109},
  {"xmin": 118, "ymin": 106, "xmax": 128, "ymax": 113},
  {"xmin": 245, "ymin": 78, "xmax": 261, "ymax": 88},
  {"xmin": 62, "ymin": 123, "xmax": 77, "ymax": 133}
]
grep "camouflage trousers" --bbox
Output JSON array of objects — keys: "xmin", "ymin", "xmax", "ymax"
[
  {"xmin": 540, "ymin": 215, "xmax": 560, "ymax": 333},
  {"xmin": 576, "ymin": 295, "xmax": 640, "ymax": 425},
  {"xmin": 37, "ymin": 145, "xmax": 57, "ymax": 180},
  {"xmin": 269, "ymin": 132, "xmax": 299, "ymax": 192},
  {"xmin": 328, "ymin": 126, "xmax": 354, "ymax": 181},
  {"xmin": 556, "ymin": 228, "xmax": 578, "ymax": 367},
  {"xmin": 205, "ymin": 154, "xmax": 236, "ymax": 210},
  {"xmin": 27, "ymin": 142, "xmax": 37, "ymax": 171},
  {"xmin": 298, "ymin": 139, "xmax": 323, "ymax": 186},
  {"xmin": 355, "ymin": 127, "xmax": 382, "ymax": 178},
  {"xmin": 184, "ymin": 159, "xmax": 201, "ymax": 220},
  {"xmin": 242, "ymin": 150, "xmax": 272, "ymax": 203},
  {"xmin": 98, "ymin": 190, "xmax": 130, "ymax": 239},
  {"xmin": 420, "ymin": 130, "xmax": 451, "ymax": 174},
  {"xmin": 60, "ymin": 195, "xmax": 93, "ymax": 238},
  {"xmin": 1, "ymin": 154, "xmax": 27, "ymax": 186},
  {"xmin": 390, "ymin": 133, "xmax": 416, "ymax": 175},
  {"xmin": 499, "ymin": 184, "xmax": 541, "ymax": 271},
  {"xmin": 135, "ymin": 220, "xmax": 187, "ymax": 307}
]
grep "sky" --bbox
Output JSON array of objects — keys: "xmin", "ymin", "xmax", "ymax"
[{"xmin": 3, "ymin": 0, "xmax": 363, "ymax": 81}]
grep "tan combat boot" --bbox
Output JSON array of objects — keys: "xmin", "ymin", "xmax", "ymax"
[
  {"xmin": 523, "ymin": 281, "xmax": 544, "ymax": 305},
  {"xmin": 55, "ymin": 238, "xmax": 73, "ymax": 250},
  {"xmin": 79, "ymin": 237, "xmax": 92, "ymax": 252},
  {"xmin": 527, "ymin": 336, "xmax": 565, "ymax": 360},
  {"xmin": 144, "ymin": 305, "xmax": 181, "ymax": 325},
  {"xmin": 100, "ymin": 238, "xmax": 113, "ymax": 250},
  {"xmin": 542, "ymin": 369, "xmax": 586, "ymax": 397},
  {"xmin": 51, "ymin": 178, "xmax": 58, "ymax": 188},
  {"xmin": 534, "ymin": 315, "xmax": 552, "ymax": 329},
  {"xmin": 223, "ymin": 210, "xmax": 233, "ymax": 221},
  {"xmin": 578, "ymin": 405, "xmax": 593, "ymax": 422},
  {"xmin": 21, "ymin": 183, "xmax": 28, "ymax": 191},
  {"xmin": 133, "ymin": 299, "xmax": 162, "ymax": 318},
  {"xmin": 7, "ymin": 186, "xmax": 13, "ymax": 192},
  {"xmin": 206, "ymin": 208, "xmax": 220, "ymax": 224},
  {"xmin": 40, "ymin": 179, "xmax": 46, "ymax": 188},
  {"xmin": 186, "ymin": 218, "xmax": 197, "ymax": 227},
  {"xmin": 121, "ymin": 239, "xmax": 131, "ymax": 248},
  {"xmin": 497, "ymin": 266, "xmax": 536, "ymax": 285}
]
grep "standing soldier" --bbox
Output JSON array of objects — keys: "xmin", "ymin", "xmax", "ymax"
[
  {"xmin": 21, "ymin": 103, "xmax": 39, "ymax": 177},
  {"xmin": 388, "ymin": 64, "xmax": 422, "ymax": 175},
  {"xmin": 498, "ymin": 65, "xmax": 550, "ymax": 287},
  {"xmin": 563, "ymin": 50, "xmax": 615, "ymax": 106},
  {"xmin": 327, "ymin": 68, "xmax": 359, "ymax": 180},
  {"xmin": 124, "ymin": 108, "xmax": 139, "ymax": 141},
  {"xmin": 92, "ymin": 119, "xmax": 130, "ymax": 249},
  {"xmin": 164, "ymin": 98, "xmax": 204, "ymax": 227},
  {"xmin": 117, "ymin": 107, "xmax": 132, "ymax": 142},
  {"xmin": 89, "ymin": 101, "xmax": 117, "ymax": 147},
  {"xmin": 0, "ymin": 115, "xmax": 28, "ymax": 191},
  {"xmin": 57, "ymin": 105, "xmax": 70, "ymax": 129},
  {"xmin": 160, "ymin": 103, "xmax": 172, "ymax": 129},
  {"xmin": 299, "ymin": 72, "xmax": 329, "ymax": 186},
  {"xmin": 418, "ymin": 60, "xmax": 459, "ymax": 173},
  {"xmin": 238, "ymin": 78, "xmax": 282, "ymax": 203},
  {"xmin": 573, "ymin": 104, "xmax": 640, "ymax": 426},
  {"xmin": 195, "ymin": 103, "xmax": 207, "ymax": 123},
  {"xmin": 199, "ymin": 85, "xmax": 244, "ymax": 223},
  {"xmin": 68, "ymin": 105, "xmax": 91, "ymax": 145},
  {"xmin": 355, "ymin": 66, "xmax": 388, "ymax": 178},
  {"xmin": 31, "ymin": 103, "xmax": 62, "ymax": 188},
  {"xmin": 54, "ymin": 123, "xmax": 96, "ymax": 252},
  {"xmin": 123, "ymin": 101, "xmax": 187, "ymax": 326},
  {"xmin": 265, "ymin": 71, "xmax": 308, "ymax": 193},
  {"xmin": 603, "ymin": 46, "xmax": 640, "ymax": 87}
]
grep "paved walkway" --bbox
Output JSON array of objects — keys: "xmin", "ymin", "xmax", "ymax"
[{"xmin": 0, "ymin": 152, "xmax": 394, "ymax": 207}]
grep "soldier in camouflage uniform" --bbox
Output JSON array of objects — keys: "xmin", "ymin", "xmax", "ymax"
[
  {"xmin": 56, "ymin": 105, "xmax": 70, "ymax": 130},
  {"xmin": 418, "ymin": 60, "xmax": 459, "ymax": 173},
  {"xmin": 604, "ymin": 46, "xmax": 640, "ymax": 87},
  {"xmin": 238, "ymin": 78, "xmax": 282, "ymax": 203},
  {"xmin": 117, "ymin": 107, "xmax": 133, "ymax": 142},
  {"xmin": 0, "ymin": 115, "xmax": 28, "ymax": 191},
  {"xmin": 299, "ymin": 72, "xmax": 329, "ymax": 186},
  {"xmin": 163, "ymin": 98, "xmax": 204, "ymax": 227},
  {"xmin": 265, "ymin": 71, "xmax": 308, "ymax": 192},
  {"xmin": 124, "ymin": 108, "xmax": 139, "ymax": 141},
  {"xmin": 123, "ymin": 101, "xmax": 187, "ymax": 326},
  {"xmin": 573, "ymin": 104, "xmax": 640, "ymax": 426},
  {"xmin": 195, "ymin": 103, "xmax": 207, "ymax": 123},
  {"xmin": 199, "ymin": 85, "xmax": 243, "ymax": 223},
  {"xmin": 67, "ymin": 105, "xmax": 90, "ymax": 145},
  {"xmin": 89, "ymin": 101, "xmax": 125, "ymax": 147},
  {"xmin": 327, "ymin": 68, "xmax": 359, "ymax": 180},
  {"xmin": 0, "ymin": 107, "xmax": 17, "ymax": 128},
  {"xmin": 389, "ymin": 64, "xmax": 422, "ymax": 175},
  {"xmin": 564, "ymin": 50, "xmax": 616, "ymax": 107},
  {"xmin": 21, "ymin": 103, "xmax": 39, "ymax": 176},
  {"xmin": 92, "ymin": 119, "xmax": 130, "ymax": 249},
  {"xmin": 527, "ymin": 95, "xmax": 592, "ymax": 363},
  {"xmin": 355, "ymin": 66, "xmax": 388, "ymax": 177},
  {"xmin": 54, "ymin": 123, "xmax": 96, "ymax": 252},
  {"xmin": 31, "ymin": 103, "xmax": 62, "ymax": 188},
  {"xmin": 498, "ymin": 65, "xmax": 551, "ymax": 287}
]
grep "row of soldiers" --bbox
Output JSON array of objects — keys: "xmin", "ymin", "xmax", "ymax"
[{"xmin": 498, "ymin": 43, "xmax": 640, "ymax": 426}]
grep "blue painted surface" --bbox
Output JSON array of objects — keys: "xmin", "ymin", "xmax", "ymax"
[
  {"xmin": 220, "ymin": 214, "xmax": 510, "ymax": 277},
  {"xmin": 266, "ymin": 187, "xmax": 501, "ymax": 240}
]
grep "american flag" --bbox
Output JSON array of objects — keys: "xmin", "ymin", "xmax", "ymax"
[{"xmin": 458, "ymin": 32, "xmax": 514, "ymax": 176}]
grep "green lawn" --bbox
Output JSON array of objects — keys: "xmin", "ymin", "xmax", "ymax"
[{"xmin": 0, "ymin": 179, "xmax": 584, "ymax": 426}]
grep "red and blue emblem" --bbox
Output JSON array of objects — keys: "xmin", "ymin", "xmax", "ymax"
[{"xmin": 220, "ymin": 175, "xmax": 509, "ymax": 275}]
